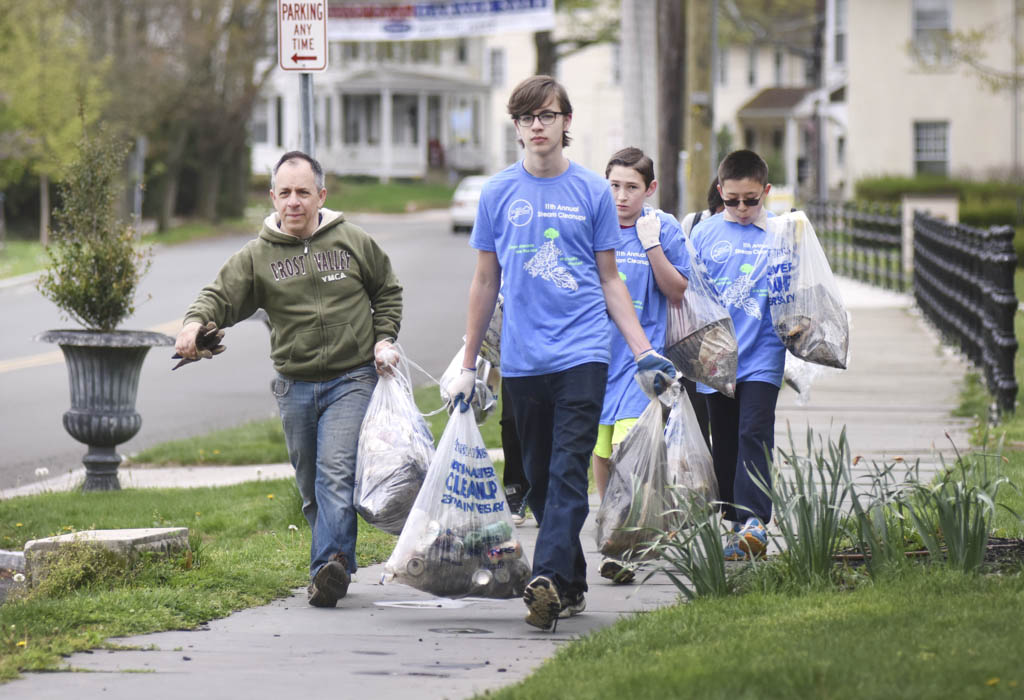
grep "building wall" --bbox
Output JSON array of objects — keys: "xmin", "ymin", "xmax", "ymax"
[{"xmin": 846, "ymin": 0, "xmax": 1021, "ymax": 194}]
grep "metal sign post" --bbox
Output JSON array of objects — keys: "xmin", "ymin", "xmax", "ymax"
[{"xmin": 278, "ymin": 0, "xmax": 328, "ymax": 157}]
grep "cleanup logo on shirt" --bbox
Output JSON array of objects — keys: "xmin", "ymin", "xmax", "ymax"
[
  {"xmin": 508, "ymin": 199, "xmax": 533, "ymax": 226},
  {"xmin": 523, "ymin": 228, "xmax": 578, "ymax": 291}
]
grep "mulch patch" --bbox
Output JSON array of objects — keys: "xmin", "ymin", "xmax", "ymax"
[{"xmin": 834, "ymin": 537, "xmax": 1024, "ymax": 572}]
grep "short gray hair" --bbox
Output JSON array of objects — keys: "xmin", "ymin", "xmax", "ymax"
[{"xmin": 271, "ymin": 151, "xmax": 325, "ymax": 191}]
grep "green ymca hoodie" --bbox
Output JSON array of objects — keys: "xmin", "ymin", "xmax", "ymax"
[{"xmin": 184, "ymin": 208, "xmax": 403, "ymax": 382}]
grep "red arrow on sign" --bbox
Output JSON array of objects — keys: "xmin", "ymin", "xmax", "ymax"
[{"xmin": 291, "ymin": 53, "xmax": 317, "ymax": 62}]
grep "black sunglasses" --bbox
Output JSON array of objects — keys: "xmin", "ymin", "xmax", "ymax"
[{"xmin": 721, "ymin": 188, "xmax": 765, "ymax": 208}]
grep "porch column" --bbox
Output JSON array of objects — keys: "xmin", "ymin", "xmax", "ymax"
[
  {"xmin": 381, "ymin": 87, "xmax": 393, "ymax": 184},
  {"xmin": 785, "ymin": 115, "xmax": 798, "ymax": 189},
  {"xmin": 418, "ymin": 91, "xmax": 428, "ymax": 175}
]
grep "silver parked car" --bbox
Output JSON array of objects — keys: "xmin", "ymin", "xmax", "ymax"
[{"xmin": 449, "ymin": 175, "xmax": 489, "ymax": 233}]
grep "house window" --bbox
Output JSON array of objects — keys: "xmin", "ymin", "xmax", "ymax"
[
  {"xmin": 747, "ymin": 45, "xmax": 757, "ymax": 86},
  {"xmin": 834, "ymin": 0, "xmax": 847, "ymax": 65},
  {"xmin": 250, "ymin": 97, "xmax": 269, "ymax": 144},
  {"xmin": 324, "ymin": 96, "xmax": 332, "ymax": 147},
  {"xmin": 343, "ymin": 94, "xmax": 381, "ymax": 145},
  {"xmin": 836, "ymin": 135, "xmax": 846, "ymax": 167},
  {"xmin": 611, "ymin": 42, "xmax": 622, "ymax": 85},
  {"xmin": 504, "ymin": 123, "xmax": 520, "ymax": 165},
  {"xmin": 719, "ymin": 45, "xmax": 728, "ymax": 85},
  {"xmin": 772, "ymin": 129, "xmax": 784, "ymax": 151},
  {"xmin": 456, "ymin": 38, "xmax": 468, "ymax": 64},
  {"xmin": 744, "ymin": 127, "xmax": 756, "ymax": 148},
  {"xmin": 774, "ymin": 48, "xmax": 783, "ymax": 86},
  {"xmin": 912, "ymin": 0, "xmax": 951, "ymax": 65},
  {"xmin": 343, "ymin": 42, "xmax": 359, "ymax": 61},
  {"xmin": 914, "ymin": 121, "xmax": 949, "ymax": 175},
  {"xmin": 490, "ymin": 48, "xmax": 505, "ymax": 87}
]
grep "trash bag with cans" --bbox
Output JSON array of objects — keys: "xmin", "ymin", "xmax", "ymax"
[
  {"xmin": 766, "ymin": 211, "xmax": 849, "ymax": 369},
  {"xmin": 383, "ymin": 407, "xmax": 531, "ymax": 599},
  {"xmin": 664, "ymin": 384, "xmax": 717, "ymax": 510},
  {"xmin": 354, "ymin": 347, "xmax": 435, "ymax": 535},
  {"xmin": 664, "ymin": 234, "xmax": 738, "ymax": 397},
  {"xmin": 595, "ymin": 370, "xmax": 685, "ymax": 561}
]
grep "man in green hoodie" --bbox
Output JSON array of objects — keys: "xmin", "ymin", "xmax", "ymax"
[{"xmin": 174, "ymin": 151, "xmax": 403, "ymax": 608}]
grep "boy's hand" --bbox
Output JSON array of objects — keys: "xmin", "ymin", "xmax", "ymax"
[
  {"xmin": 373, "ymin": 339, "xmax": 400, "ymax": 376},
  {"xmin": 444, "ymin": 367, "xmax": 477, "ymax": 413},
  {"xmin": 635, "ymin": 349, "xmax": 676, "ymax": 395},
  {"xmin": 636, "ymin": 211, "xmax": 662, "ymax": 250}
]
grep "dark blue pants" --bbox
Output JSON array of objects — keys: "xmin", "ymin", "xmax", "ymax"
[
  {"xmin": 705, "ymin": 381, "xmax": 779, "ymax": 523},
  {"xmin": 504, "ymin": 362, "xmax": 607, "ymax": 597}
]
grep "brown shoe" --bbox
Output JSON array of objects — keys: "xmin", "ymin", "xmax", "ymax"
[{"xmin": 308, "ymin": 553, "xmax": 351, "ymax": 607}]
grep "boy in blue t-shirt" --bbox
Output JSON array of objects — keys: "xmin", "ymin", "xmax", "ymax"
[
  {"xmin": 688, "ymin": 149, "xmax": 785, "ymax": 561},
  {"xmin": 445, "ymin": 76, "xmax": 675, "ymax": 631},
  {"xmin": 593, "ymin": 147, "xmax": 689, "ymax": 584}
]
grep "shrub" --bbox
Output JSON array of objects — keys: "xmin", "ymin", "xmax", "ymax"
[{"xmin": 36, "ymin": 130, "xmax": 151, "ymax": 331}]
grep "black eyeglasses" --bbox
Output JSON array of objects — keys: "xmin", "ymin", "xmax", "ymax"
[
  {"xmin": 721, "ymin": 189, "xmax": 765, "ymax": 208},
  {"xmin": 514, "ymin": 111, "xmax": 568, "ymax": 127}
]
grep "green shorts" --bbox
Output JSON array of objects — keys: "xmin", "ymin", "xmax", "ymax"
[{"xmin": 593, "ymin": 418, "xmax": 639, "ymax": 459}]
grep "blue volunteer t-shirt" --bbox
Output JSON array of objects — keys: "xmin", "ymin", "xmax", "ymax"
[
  {"xmin": 470, "ymin": 161, "xmax": 620, "ymax": 377},
  {"xmin": 601, "ymin": 210, "xmax": 690, "ymax": 424},
  {"xmin": 687, "ymin": 213, "xmax": 786, "ymax": 393}
]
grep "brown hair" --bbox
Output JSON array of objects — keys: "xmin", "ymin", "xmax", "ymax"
[
  {"xmin": 506, "ymin": 75, "xmax": 573, "ymax": 148},
  {"xmin": 604, "ymin": 147, "xmax": 655, "ymax": 188},
  {"xmin": 717, "ymin": 149, "xmax": 769, "ymax": 186}
]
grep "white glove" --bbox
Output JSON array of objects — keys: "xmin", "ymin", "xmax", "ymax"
[
  {"xmin": 444, "ymin": 367, "xmax": 477, "ymax": 413},
  {"xmin": 636, "ymin": 211, "xmax": 662, "ymax": 250},
  {"xmin": 373, "ymin": 339, "xmax": 400, "ymax": 375}
]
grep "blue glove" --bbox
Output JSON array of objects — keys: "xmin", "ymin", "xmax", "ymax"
[
  {"xmin": 445, "ymin": 367, "xmax": 477, "ymax": 413},
  {"xmin": 636, "ymin": 349, "xmax": 677, "ymax": 395}
]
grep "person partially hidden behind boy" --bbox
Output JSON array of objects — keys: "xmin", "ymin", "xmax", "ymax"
[{"xmin": 687, "ymin": 149, "xmax": 784, "ymax": 560}]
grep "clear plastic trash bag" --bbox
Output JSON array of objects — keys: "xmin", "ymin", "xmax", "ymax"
[
  {"xmin": 664, "ymin": 383, "xmax": 718, "ymax": 509},
  {"xmin": 665, "ymin": 233, "xmax": 738, "ymax": 397},
  {"xmin": 383, "ymin": 408, "xmax": 530, "ymax": 598},
  {"xmin": 439, "ymin": 343, "xmax": 498, "ymax": 425},
  {"xmin": 766, "ymin": 211, "xmax": 849, "ymax": 369},
  {"xmin": 355, "ymin": 350, "xmax": 435, "ymax": 535},
  {"xmin": 595, "ymin": 370, "xmax": 684, "ymax": 561}
]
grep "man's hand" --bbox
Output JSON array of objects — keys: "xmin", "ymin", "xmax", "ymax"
[
  {"xmin": 636, "ymin": 211, "xmax": 662, "ymax": 250},
  {"xmin": 374, "ymin": 339, "xmax": 400, "ymax": 376},
  {"xmin": 174, "ymin": 321, "xmax": 203, "ymax": 360},
  {"xmin": 635, "ymin": 348, "xmax": 676, "ymax": 395},
  {"xmin": 172, "ymin": 321, "xmax": 225, "ymax": 370},
  {"xmin": 444, "ymin": 367, "xmax": 477, "ymax": 413}
]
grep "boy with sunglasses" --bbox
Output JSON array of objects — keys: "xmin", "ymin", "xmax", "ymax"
[
  {"xmin": 445, "ymin": 76, "xmax": 676, "ymax": 630},
  {"xmin": 687, "ymin": 149, "xmax": 784, "ymax": 560}
]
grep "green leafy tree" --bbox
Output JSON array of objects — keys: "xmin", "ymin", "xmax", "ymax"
[
  {"xmin": 535, "ymin": 0, "xmax": 619, "ymax": 76},
  {"xmin": 37, "ymin": 130, "xmax": 151, "ymax": 331},
  {"xmin": 0, "ymin": 0, "xmax": 108, "ymax": 243}
]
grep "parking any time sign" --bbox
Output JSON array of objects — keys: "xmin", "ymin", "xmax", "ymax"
[{"xmin": 278, "ymin": 0, "xmax": 328, "ymax": 72}]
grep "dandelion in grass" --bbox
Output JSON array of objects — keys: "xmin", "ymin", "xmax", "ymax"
[
  {"xmin": 288, "ymin": 524, "xmax": 298, "ymax": 532},
  {"xmin": 266, "ymin": 494, "xmax": 275, "ymax": 500},
  {"xmin": 986, "ymin": 678, "xmax": 1000, "ymax": 687},
  {"xmin": 15, "ymin": 523, "xmax": 22, "ymax": 528},
  {"xmin": 195, "ymin": 512, "xmax": 201, "ymax": 517},
  {"xmin": 16, "ymin": 641, "xmax": 26, "ymax": 648},
  {"xmin": 34, "ymin": 467, "xmax": 49, "ymax": 478},
  {"xmin": 13, "ymin": 573, "xmax": 25, "ymax": 583}
]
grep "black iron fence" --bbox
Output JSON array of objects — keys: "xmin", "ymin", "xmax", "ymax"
[
  {"xmin": 912, "ymin": 213, "xmax": 1019, "ymax": 415},
  {"xmin": 805, "ymin": 200, "xmax": 906, "ymax": 292}
]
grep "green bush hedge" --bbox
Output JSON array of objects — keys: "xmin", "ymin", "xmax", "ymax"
[{"xmin": 855, "ymin": 175, "xmax": 1024, "ymax": 203}]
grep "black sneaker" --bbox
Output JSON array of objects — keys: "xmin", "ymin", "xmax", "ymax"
[
  {"xmin": 558, "ymin": 590, "xmax": 586, "ymax": 619},
  {"xmin": 308, "ymin": 553, "xmax": 351, "ymax": 608},
  {"xmin": 523, "ymin": 576, "xmax": 562, "ymax": 631},
  {"xmin": 599, "ymin": 558, "xmax": 636, "ymax": 584}
]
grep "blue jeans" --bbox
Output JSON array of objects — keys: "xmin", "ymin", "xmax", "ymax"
[
  {"xmin": 705, "ymin": 381, "xmax": 779, "ymax": 523},
  {"xmin": 272, "ymin": 363, "xmax": 377, "ymax": 578},
  {"xmin": 504, "ymin": 362, "xmax": 607, "ymax": 597}
]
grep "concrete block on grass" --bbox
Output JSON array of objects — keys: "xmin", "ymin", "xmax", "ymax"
[{"xmin": 24, "ymin": 528, "xmax": 189, "ymax": 585}]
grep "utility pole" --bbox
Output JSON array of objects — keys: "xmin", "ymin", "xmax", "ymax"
[
  {"xmin": 657, "ymin": 0, "xmax": 685, "ymax": 215},
  {"xmin": 685, "ymin": 0, "xmax": 714, "ymax": 216}
]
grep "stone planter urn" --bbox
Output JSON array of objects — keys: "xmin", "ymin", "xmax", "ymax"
[{"xmin": 35, "ymin": 329, "xmax": 174, "ymax": 492}]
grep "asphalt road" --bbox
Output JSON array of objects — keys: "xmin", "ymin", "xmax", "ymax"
[{"xmin": 0, "ymin": 210, "xmax": 476, "ymax": 492}]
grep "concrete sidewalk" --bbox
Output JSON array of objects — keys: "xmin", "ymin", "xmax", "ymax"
[{"xmin": 1, "ymin": 277, "xmax": 977, "ymax": 699}]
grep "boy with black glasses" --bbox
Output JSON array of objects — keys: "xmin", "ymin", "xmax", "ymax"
[
  {"xmin": 444, "ymin": 75, "xmax": 675, "ymax": 630},
  {"xmin": 687, "ymin": 149, "xmax": 784, "ymax": 561}
]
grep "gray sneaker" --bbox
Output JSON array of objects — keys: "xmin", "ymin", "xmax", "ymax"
[
  {"xmin": 558, "ymin": 590, "xmax": 586, "ymax": 619},
  {"xmin": 523, "ymin": 576, "xmax": 562, "ymax": 631},
  {"xmin": 308, "ymin": 553, "xmax": 351, "ymax": 608},
  {"xmin": 599, "ymin": 558, "xmax": 636, "ymax": 584}
]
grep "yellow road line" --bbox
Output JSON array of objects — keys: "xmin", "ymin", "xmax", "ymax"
[{"xmin": 0, "ymin": 319, "xmax": 183, "ymax": 375}]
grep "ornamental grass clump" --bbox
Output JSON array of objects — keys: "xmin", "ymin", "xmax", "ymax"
[
  {"xmin": 905, "ymin": 439, "xmax": 1021, "ymax": 573},
  {"xmin": 753, "ymin": 426, "xmax": 851, "ymax": 585},
  {"xmin": 844, "ymin": 456, "xmax": 918, "ymax": 578},
  {"xmin": 637, "ymin": 487, "xmax": 734, "ymax": 601},
  {"xmin": 36, "ymin": 130, "xmax": 150, "ymax": 331}
]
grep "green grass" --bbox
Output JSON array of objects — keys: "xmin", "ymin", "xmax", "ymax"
[
  {"xmin": 485, "ymin": 568, "xmax": 1024, "ymax": 700},
  {"xmin": 0, "ymin": 240, "xmax": 49, "ymax": 279},
  {"xmin": 325, "ymin": 177, "xmax": 456, "ymax": 214},
  {"xmin": 0, "ymin": 479, "xmax": 395, "ymax": 682}
]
